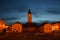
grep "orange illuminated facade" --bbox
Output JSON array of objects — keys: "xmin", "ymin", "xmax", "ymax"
[
  {"xmin": 0, "ymin": 19, "xmax": 6, "ymax": 32},
  {"xmin": 6, "ymin": 25, "xmax": 11, "ymax": 32},
  {"xmin": 11, "ymin": 22, "xmax": 22, "ymax": 32},
  {"xmin": 52, "ymin": 23, "xmax": 60, "ymax": 31},
  {"xmin": 28, "ymin": 9, "xmax": 32, "ymax": 23},
  {"xmin": 44, "ymin": 24, "xmax": 52, "ymax": 33}
]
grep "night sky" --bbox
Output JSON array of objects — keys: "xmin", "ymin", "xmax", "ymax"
[{"xmin": 0, "ymin": 0, "xmax": 60, "ymax": 25}]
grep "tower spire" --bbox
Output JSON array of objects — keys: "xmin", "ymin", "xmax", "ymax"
[
  {"xmin": 28, "ymin": 9, "xmax": 32, "ymax": 23},
  {"xmin": 28, "ymin": 9, "xmax": 31, "ymax": 13}
]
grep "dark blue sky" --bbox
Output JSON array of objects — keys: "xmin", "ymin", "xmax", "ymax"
[{"xmin": 0, "ymin": 0, "xmax": 60, "ymax": 24}]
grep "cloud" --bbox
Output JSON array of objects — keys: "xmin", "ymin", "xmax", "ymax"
[
  {"xmin": 0, "ymin": 8, "xmax": 14, "ymax": 12},
  {"xmin": 16, "ymin": 7, "xmax": 28, "ymax": 12},
  {"xmin": 47, "ymin": 8, "xmax": 60, "ymax": 14},
  {"xmin": 2, "ymin": 17, "xmax": 18, "ymax": 20},
  {"xmin": 0, "ymin": 0, "xmax": 29, "ymax": 13}
]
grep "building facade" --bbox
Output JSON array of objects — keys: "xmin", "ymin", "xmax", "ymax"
[
  {"xmin": 44, "ymin": 23, "xmax": 52, "ymax": 33},
  {"xmin": 11, "ymin": 22, "xmax": 22, "ymax": 32},
  {"xmin": 28, "ymin": 9, "xmax": 32, "ymax": 23},
  {"xmin": 0, "ymin": 19, "xmax": 6, "ymax": 32}
]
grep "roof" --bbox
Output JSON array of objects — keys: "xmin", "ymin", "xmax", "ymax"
[
  {"xmin": 23, "ymin": 22, "xmax": 37, "ymax": 27},
  {"xmin": 52, "ymin": 21, "xmax": 60, "ymax": 24},
  {"xmin": 28, "ymin": 9, "xmax": 32, "ymax": 14},
  {"xmin": 0, "ymin": 19, "xmax": 5, "ymax": 24},
  {"xmin": 39, "ymin": 22, "xmax": 49, "ymax": 26},
  {"xmin": 12, "ymin": 21, "xmax": 22, "ymax": 25}
]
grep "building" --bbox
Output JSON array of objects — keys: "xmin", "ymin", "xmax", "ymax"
[
  {"xmin": 38, "ymin": 22, "xmax": 51, "ymax": 33},
  {"xmin": 52, "ymin": 22, "xmax": 60, "ymax": 32},
  {"xmin": 23, "ymin": 22, "xmax": 37, "ymax": 32},
  {"xmin": 6, "ymin": 25, "xmax": 12, "ymax": 32},
  {"xmin": 44, "ymin": 22, "xmax": 52, "ymax": 33},
  {"xmin": 28, "ymin": 9, "xmax": 32, "ymax": 23},
  {"xmin": 0, "ymin": 19, "xmax": 6, "ymax": 32},
  {"xmin": 23, "ymin": 9, "xmax": 37, "ymax": 32},
  {"xmin": 38, "ymin": 23, "xmax": 45, "ymax": 33},
  {"xmin": 11, "ymin": 22, "xmax": 22, "ymax": 32}
]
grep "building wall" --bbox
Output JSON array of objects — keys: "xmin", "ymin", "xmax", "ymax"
[
  {"xmin": 52, "ymin": 23, "xmax": 60, "ymax": 31},
  {"xmin": 23, "ymin": 27, "xmax": 36, "ymax": 32},
  {"xmin": 12, "ymin": 23, "xmax": 22, "ymax": 32},
  {"xmin": 44, "ymin": 24, "xmax": 52, "ymax": 33},
  {"xmin": 28, "ymin": 13, "xmax": 32, "ymax": 23},
  {"xmin": 0, "ymin": 20, "xmax": 6, "ymax": 32},
  {"xmin": 27, "ymin": 27, "xmax": 36, "ymax": 32},
  {"xmin": 39, "ymin": 26, "xmax": 44, "ymax": 33}
]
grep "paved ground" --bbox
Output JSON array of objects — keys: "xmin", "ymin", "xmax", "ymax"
[{"xmin": 0, "ymin": 32, "xmax": 60, "ymax": 40}]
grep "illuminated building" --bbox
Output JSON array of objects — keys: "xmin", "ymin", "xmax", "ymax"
[
  {"xmin": 11, "ymin": 22, "xmax": 22, "ymax": 32},
  {"xmin": 38, "ymin": 24, "xmax": 44, "ymax": 33},
  {"xmin": 23, "ymin": 9, "xmax": 37, "ymax": 32},
  {"xmin": 43, "ymin": 22, "xmax": 52, "ymax": 33},
  {"xmin": 23, "ymin": 23, "xmax": 37, "ymax": 32},
  {"xmin": 28, "ymin": 9, "xmax": 32, "ymax": 23},
  {"xmin": 52, "ymin": 22, "xmax": 60, "ymax": 31},
  {"xmin": 0, "ymin": 19, "xmax": 6, "ymax": 32},
  {"xmin": 6, "ymin": 25, "xmax": 12, "ymax": 32}
]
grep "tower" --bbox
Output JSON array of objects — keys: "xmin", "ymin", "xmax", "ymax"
[{"xmin": 28, "ymin": 9, "xmax": 32, "ymax": 23}]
